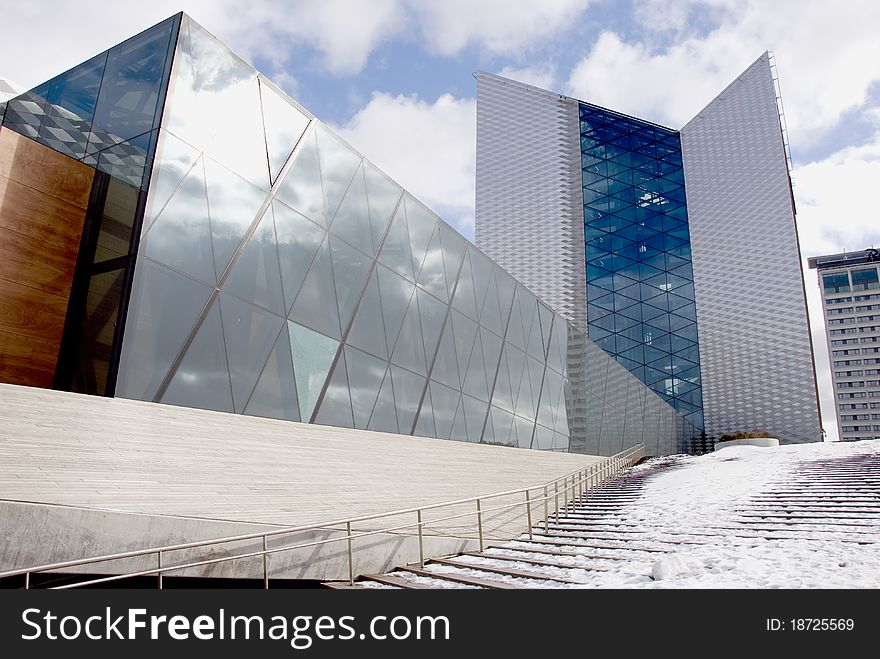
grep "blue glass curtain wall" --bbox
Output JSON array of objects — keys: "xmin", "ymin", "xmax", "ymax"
[{"xmin": 580, "ymin": 103, "xmax": 704, "ymax": 429}]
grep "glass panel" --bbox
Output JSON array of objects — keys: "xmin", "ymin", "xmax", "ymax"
[
  {"xmin": 491, "ymin": 343, "xmax": 514, "ymax": 413},
  {"xmin": 378, "ymin": 204, "xmax": 414, "ymax": 281},
  {"xmin": 89, "ymin": 17, "xmax": 175, "ymax": 153},
  {"xmin": 162, "ymin": 300, "xmax": 234, "ymax": 413},
  {"xmin": 377, "ymin": 265, "xmax": 414, "ymax": 358},
  {"xmin": 38, "ymin": 53, "xmax": 106, "ymax": 160},
  {"xmin": 391, "ymin": 365, "xmax": 425, "ymax": 435},
  {"xmin": 451, "ymin": 248, "xmax": 478, "ymax": 319},
  {"xmin": 469, "ymin": 248, "xmax": 493, "ymax": 319},
  {"xmin": 259, "ymin": 79, "xmax": 310, "ymax": 184},
  {"xmin": 404, "ymin": 195, "xmax": 436, "ymax": 280},
  {"xmin": 245, "ymin": 322, "xmax": 300, "ymax": 421},
  {"xmin": 413, "ymin": 387, "xmax": 436, "ymax": 438},
  {"xmin": 92, "ymin": 129, "xmax": 154, "ymax": 189},
  {"xmin": 479, "ymin": 326, "xmax": 504, "ymax": 381},
  {"xmin": 533, "ymin": 424, "xmax": 554, "ymax": 450},
  {"xmin": 513, "ymin": 416, "xmax": 535, "ymax": 449},
  {"xmin": 363, "ymin": 161, "xmax": 402, "ymax": 252},
  {"xmin": 274, "ymin": 127, "xmax": 326, "ymax": 225},
  {"xmin": 142, "ymin": 157, "xmax": 216, "ymax": 285},
  {"xmin": 439, "ymin": 223, "xmax": 468, "ymax": 301},
  {"xmin": 328, "ymin": 164, "xmax": 373, "ymax": 255},
  {"xmin": 289, "ymin": 235, "xmax": 341, "ymax": 340},
  {"xmin": 368, "ymin": 368, "xmax": 399, "ymax": 434},
  {"xmin": 289, "ymin": 320, "xmax": 339, "ymax": 422},
  {"xmin": 417, "ymin": 288, "xmax": 446, "ymax": 367},
  {"xmin": 116, "ymin": 258, "xmax": 212, "ymax": 401},
  {"xmin": 390, "ymin": 289, "xmax": 427, "ymax": 375},
  {"xmin": 69, "ymin": 269, "xmax": 124, "ymax": 395},
  {"xmin": 506, "ymin": 344, "xmax": 527, "ymax": 413},
  {"xmin": 314, "ymin": 351, "xmax": 354, "ymax": 428},
  {"xmin": 450, "ymin": 402, "xmax": 468, "ymax": 441},
  {"xmin": 417, "ymin": 225, "xmax": 448, "ymax": 301},
  {"xmin": 346, "ymin": 269, "xmax": 389, "ymax": 360},
  {"xmin": 344, "ymin": 346, "xmax": 387, "ymax": 429},
  {"xmin": 430, "ymin": 380, "xmax": 460, "ymax": 439},
  {"xmin": 94, "ymin": 177, "xmax": 140, "ymax": 263},
  {"xmin": 316, "ymin": 124, "xmax": 362, "ymax": 224},
  {"xmin": 479, "ymin": 270, "xmax": 504, "ymax": 336},
  {"xmin": 223, "ymin": 206, "xmax": 285, "ymax": 315},
  {"xmin": 461, "ymin": 396, "xmax": 489, "ymax": 443},
  {"xmin": 204, "ymin": 157, "xmax": 268, "ymax": 280},
  {"xmin": 430, "ymin": 319, "xmax": 461, "ymax": 389},
  {"xmin": 490, "ymin": 406, "xmax": 514, "ymax": 447},
  {"xmin": 451, "ymin": 310, "xmax": 478, "ymax": 390},
  {"xmin": 142, "ymin": 130, "xmax": 201, "ymax": 235},
  {"xmin": 329, "ymin": 235, "xmax": 371, "ymax": 332},
  {"xmin": 273, "ymin": 200, "xmax": 327, "ymax": 313},
  {"xmin": 2, "ymin": 86, "xmax": 50, "ymax": 138},
  {"xmin": 219, "ymin": 293, "xmax": 285, "ymax": 413},
  {"xmin": 462, "ymin": 330, "xmax": 489, "ymax": 402}
]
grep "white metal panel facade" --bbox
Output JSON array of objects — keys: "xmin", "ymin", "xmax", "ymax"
[{"xmin": 680, "ymin": 53, "xmax": 822, "ymax": 443}]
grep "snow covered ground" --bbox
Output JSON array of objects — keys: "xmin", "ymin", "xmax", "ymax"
[{"xmin": 378, "ymin": 439, "xmax": 880, "ymax": 588}]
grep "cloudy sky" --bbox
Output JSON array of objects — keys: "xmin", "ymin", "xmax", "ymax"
[{"xmin": 3, "ymin": 0, "xmax": 879, "ymax": 439}]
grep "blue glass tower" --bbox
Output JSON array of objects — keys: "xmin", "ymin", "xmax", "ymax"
[{"xmin": 580, "ymin": 103, "xmax": 703, "ymax": 428}]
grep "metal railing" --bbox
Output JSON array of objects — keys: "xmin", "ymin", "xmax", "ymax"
[{"xmin": 0, "ymin": 443, "xmax": 646, "ymax": 589}]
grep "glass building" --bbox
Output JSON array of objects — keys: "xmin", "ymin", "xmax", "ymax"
[
  {"xmin": 0, "ymin": 13, "xmax": 699, "ymax": 456},
  {"xmin": 476, "ymin": 60, "xmax": 822, "ymax": 445}
]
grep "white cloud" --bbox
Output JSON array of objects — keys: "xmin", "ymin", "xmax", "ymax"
[
  {"xmin": 333, "ymin": 92, "xmax": 477, "ymax": 237},
  {"xmin": 567, "ymin": 1, "xmax": 880, "ymax": 147},
  {"xmin": 496, "ymin": 65, "xmax": 557, "ymax": 91},
  {"xmin": 411, "ymin": 0, "xmax": 591, "ymax": 58}
]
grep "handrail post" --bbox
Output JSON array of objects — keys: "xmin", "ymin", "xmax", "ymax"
[
  {"xmin": 417, "ymin": 510, "xmax": 425, "ymax": 568},
  {"xmin": 25, "ymin": 572, "xmax": 30, "ymax": 590},
  {"xmin": 563, "ymin": 476, "xmax": 568, "ymax": 513},
  {"xmin": 543, "ymin": 486, "xmax": 549, "ymax": 532},
  {"xmin": 554, "ymin": 482, "xmax": 559, "ymax": 522},
  {"xmin": 525, "ymin": 490, "xmax": 533, "ymax": 539},
  {"xmin": 262, "ymin": 536, "xmax": 269, "ymax": 589},
  {"xmin": 157, "ymin": 551, "xmax": 163, "ymax": 590},
  {"xmin": 346, "ymin": 522, "xmax": 354, "ymax": 586},
  {"xmin": 476, "ymin": 499, "xmax": 484, "ymax": 552}
]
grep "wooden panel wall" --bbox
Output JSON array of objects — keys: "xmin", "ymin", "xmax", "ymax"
[{"xmin": 0, "ymin": 127, "xmax": 93, "ymax": 387}]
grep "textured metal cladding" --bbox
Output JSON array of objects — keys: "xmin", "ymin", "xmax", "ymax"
[
  {"xmin": 475, "ymin": 73, "xmax": 587, "ymax": 334},
  {"xmin": 680, "ymin": 53, "xmax": 821, "ymax": 443}
]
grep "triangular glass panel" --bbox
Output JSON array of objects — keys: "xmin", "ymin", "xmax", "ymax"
[
  {"xmin": 288, "ymin": 235, "xmax": 341, "ymax": 339},
  {"xmin": 259, "ymin": 78, "xmax": 310, "ymax": 184},
  {"xmin": 204, "ymin": 157, "xmax": 268, "ymax": 280},
  {"xmin": 450, "ymin": 400, "xmax": 469, "ymax": 442},
  {"xmin": 392, "ymin": 366, "xmax": 425, "ymax": 435},
  {"xmin": 390, "ymin": 288, "xmax": 427, "ymax": 376},
  {"xmin": 491, "ymin": 345, "xmax": 514, "ymax": 413},
  {"xmin": 116, "ymin": 258, "xmax": 212, "ymax": 401},
  {"xmin": 143, "ymin": 131, "xmax": 201, "ymax": 235},
  {"xmin": 413, "ymin": 387, "xmax": 435, "ymax": 438},
  {"xmin": 316, "ymin": 124, "xmax": 361, "ymax": 224},
  {"xmin": 218, "ymin": 293, "xmax": 285, "ymax": 413},
  {"xmin": 275, "ymin": 127, "xmax": 325, "ymax": 226},
  {"xmin": 429, "ymin": 380, "xmax": 460, "ymax": 440},
  {"xmin": 469, "ymin": 248, "xmax": 494, "ymax": 318},
  {"xmin": 245, "ymin": 322, "xmax": 300, "ymax": 421},
  {"xmin": 329, "ymin": 235, "xmax": 371, "ymax": 333},
  {"xmin": 377, "ymin": 265, "xmax": 414, "ymax": 358},
  {"xmin": 417, "ymin": 288, "xmax": 446, "ymax": 366},
  {"xmin": 491, "ymin": 406, "xmax": 514, "ymax": 446},
  {"xmin": 378, "ymin": 204, "xmax": 415, "ymax": 281},
  {"xmin": 480, "ymin": 326, "xmax": 504, "ymax": 380},
  {"xmin": 404, "ymin": 195, "xmax": 437, "ymax": 279},
  {"xmin": 223, "ymin": 207, "xmax": 285, "ymax": 315},
  {"xmin": 417, "ymin": 225, "xmax": 448, "ymax": 301},
  {"xmin": 462, "ymin": 331, "xmax": 489, "ymax": 402},
  {"xmin": 479, "ymin": 271, "xmax": 504, "ymax": 337},
  {"xmin": 346, "ymin": 269, "xmax": 388, "ymax": 360},
  {"xmin": 162, "ymin": 301, "xmax": 233, "ymax": 413},
  {"xmin": 451, "ymin": 248, "xmax": 479, "ymax": 320},
  {"xmin": 314, "ymin": 350, "xmax": 354, "ymax": 428},
  {"xmin": 343, "ymin": 345, "xmax": 387, "ymax": 430},
  {"xmin": 289, "ymin": 320, "xmax": 339, "ymax": 422},
  {"xmin": 494, "ymin": 268, "xmax": 517, "ymax": 329},
  {"xmin": 513, "ymin": 416, "xmax": 535, "ymax": 449},
  {"xmin": 430, "ymin": 319, "xmax": 461, "ymax": 389},
  {"xmin": 273, "ymin": 200, "xmax": 327, "ymax": 313},
  {"xmin": 143, "ymin": 158, "xmax": 216, "ymax": 285},
  {"xmin": 368, "ymin": 368, "xmax": 399, "ymax": 434},
  {"xmin": 328, "ymin": 164, "xmax": 373, "ymax": 256},
  {"xmin": 451, "ymin": 310, "xmax": 478, "ymax": 387},
  {"xmin": 363, "ymin": 161, "xmax": 402, "ymax": 252}
]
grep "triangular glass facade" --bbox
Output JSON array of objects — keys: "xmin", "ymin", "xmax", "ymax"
[{"xmin": 0, "ymin": 13, "xmax": 698, "ymax": 455}]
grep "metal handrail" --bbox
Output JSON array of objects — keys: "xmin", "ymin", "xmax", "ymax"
[{"xmin": 2, "ymin": 443, "xmax": 646, "ymax": 588}]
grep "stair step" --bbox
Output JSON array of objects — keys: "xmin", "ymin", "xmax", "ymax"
[
  {"xmin": 359, "ymin": 573, "xmax": 432, "ymax": 589},
  {"xmin": 428, "ymin": 557, "xmax": 586, "ymax": 584},
  {"xmin": 396, "ymin": 566, "xmax": 519, "ymax": 589}
]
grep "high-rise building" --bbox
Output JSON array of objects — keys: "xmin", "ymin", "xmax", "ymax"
[
  {"xmin": 0, "ymin": 13, "xmax": 698, "ymax": 457},
  {"xmin": 809, "ymin": 249, "xmax": 880, "ymax": 441},
  {"xmin": 475, "ymin": 54, "xmax": 822, "ymax": 444}
]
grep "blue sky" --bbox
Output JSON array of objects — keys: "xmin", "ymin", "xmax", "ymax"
[{"xmin": 3, "ymin": 0, "xmax": 880, "ymax": 438}]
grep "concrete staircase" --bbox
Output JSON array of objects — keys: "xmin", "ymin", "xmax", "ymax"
[{"xmin": 329, "ymin": 452, "xmax": 880, "ymax": 588}]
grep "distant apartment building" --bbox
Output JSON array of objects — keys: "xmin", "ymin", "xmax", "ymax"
[{"xmin": 809, "ymin": 249, "xmax": 880, "ymax": 441}]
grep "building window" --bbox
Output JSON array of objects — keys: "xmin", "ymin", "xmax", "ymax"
[
  {"xmin": 851, "ymin": 267, "xmax": 880, "ymax": 291},
  {"xmin": 823, "ymin": 272, "xmax": 850, "ymax": 293}
]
